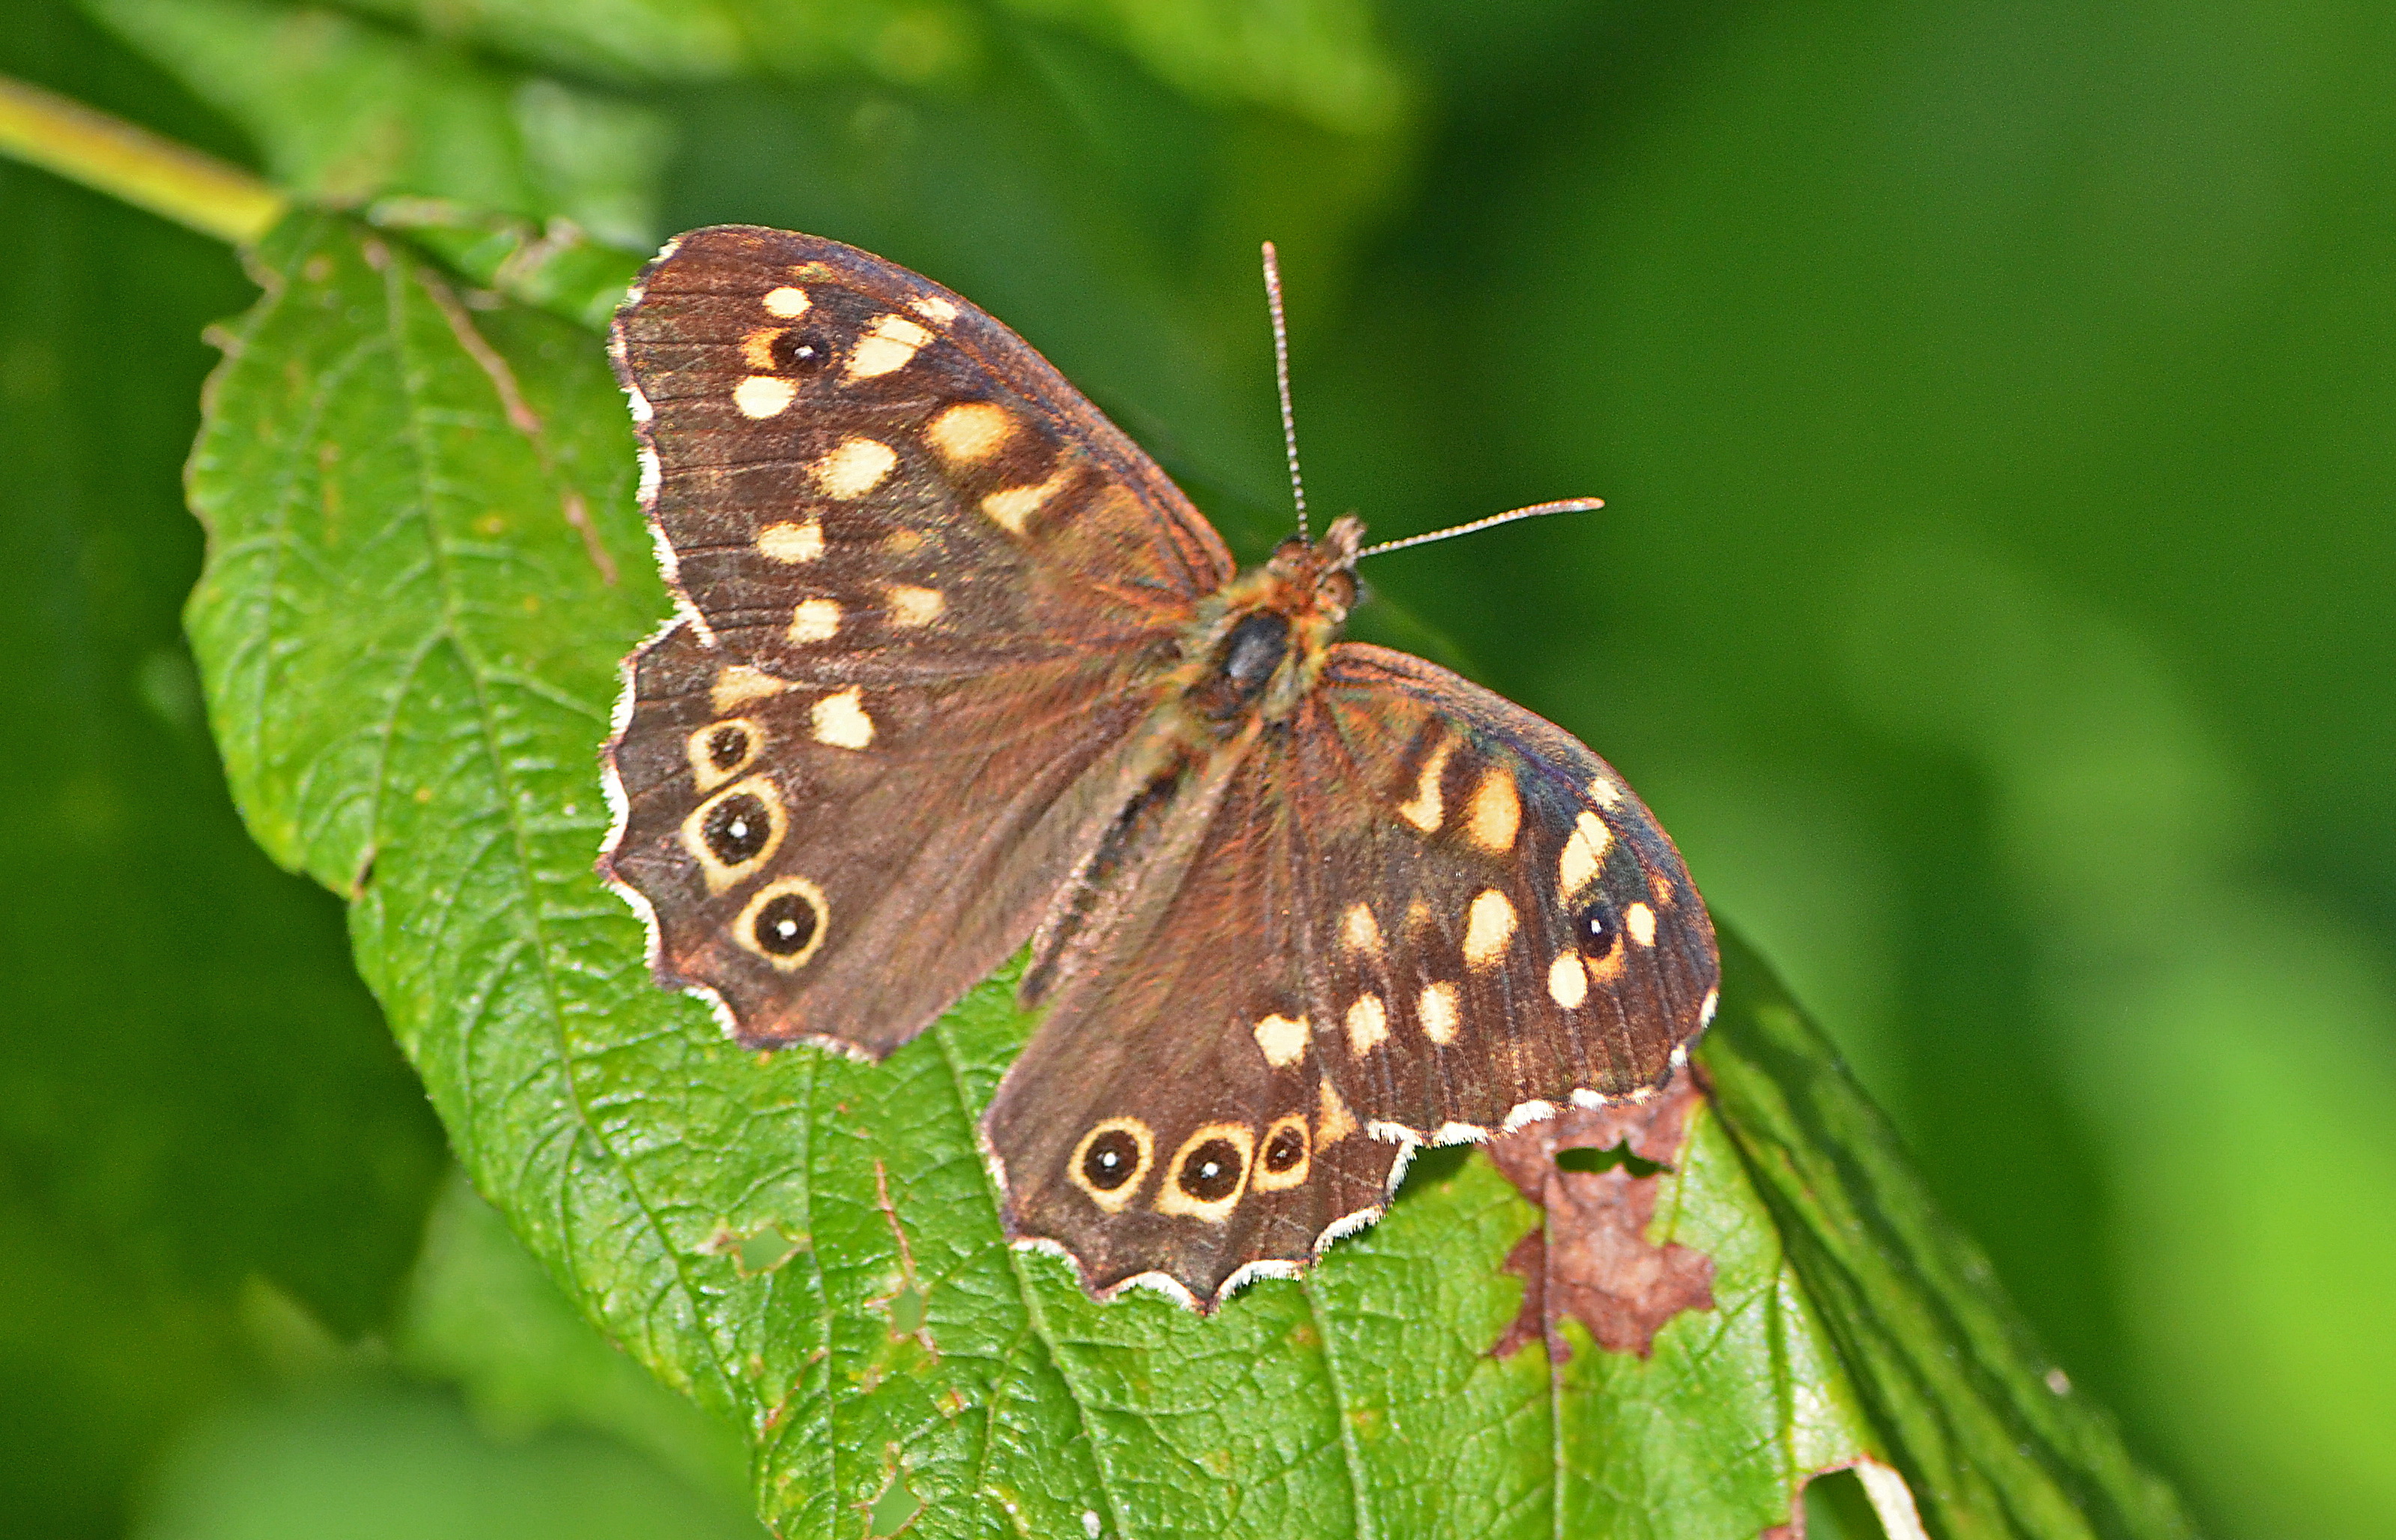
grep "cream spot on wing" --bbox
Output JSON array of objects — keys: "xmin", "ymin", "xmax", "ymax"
[
  {"xmin": 1396, "ymin": 737, "xmax": 1455, "ymax": 833},
  {"xmin": 810, "ymin": 686, "xmax": 873, "ymax": 750},
  {"xmin": 1419, "ymin": 982, "xmax": 1460, "ymax": 1045},
  {"xmin": 756, "ymin": 518, "xmax": 823, "ymax": 563},
  {"xmin": 1343, "ymin": 994, "xmax": 1388, "ymax": 1055},
  {"xmin": 1502, "ymin": 1099, "xmax": 1558, "ymax": 1133},
  {"xmin": 925, "ymin": 401, "xmax": 1015, "ymax": 465},
  {"xmin": 741, "ymin": 327, "xmax": 783, "ymax": 371},
  {"xmin": 883, "ymin": 527, "xmax": 925, "ymax": 556},
  {"xmin": 1339, "ymin": 902, "xmax": 1383, "ymax": 956},
  {"xmin": 1700, "ymin": 986, "xmax": 1720, "ymax": 1026},
  {"xmin": 1317, "ymin": 1079, "xmax": 1358, "ymax": 1143},
  {"xmin": 1625, "ymin": 900, "xmax": 1658, "ymax": 948},
  {"xmin": 884, "ymin": 584, "xmax": 944, "ymax": 628},
  {"xmin": 1462, "ymin": 888, "xmax": 1516, "ymax": 970},
  {"xmin": 1547, "ymin": 951, "xmax": 1589, "ymax": 1009},
  {"xmin": 786, "ymin": 598, "xmax": 840, "ymax": 644},
  {"xmin": 711, "ymin": 664, "xmax": 789, "ymax": 714},
  {"xmin": 1559, "ymin": 810, "xmax": 1611, "ymax": 899},
  {"xmin": 813, "ymin": 437, "xmax": 897, "ymax": 499},
  {"xmin": 1253, "ymin": 1013, "xmax": 1310, "ymax": 1067},
  {"xmin": 762, "ymin": 285, "xmax": 810, "ymax": 318},
  {"xmin": 910, "ymin": 294, "xmax": 959, "ymax": 323},
  {"xmin": 844, "ymin": 313, "xmax": 933, "ymax": 381},
  {"xmin": 1588, "ymin": 775, "xmax": 1623, "ymax": 807},
  {"xmin": 1466, "ymin": 767, "xmax": 1520, "ymax": 852},
  {"xmin": 981, "ymin": 464, "xmax": 1076, "ymax": 535},
  {"xmin": 733, "ymin": 375, "xmax": 796, "ymax": 419}
]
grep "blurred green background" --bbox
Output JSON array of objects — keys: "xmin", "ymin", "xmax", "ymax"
[{"xmin": 4, "ymin": 0, "xmax": 2393, "ymax": 1535}]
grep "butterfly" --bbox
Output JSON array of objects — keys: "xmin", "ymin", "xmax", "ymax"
[{"xmin": 598, "ymin": 226, "xmax": 1719, "ymax": 1311}]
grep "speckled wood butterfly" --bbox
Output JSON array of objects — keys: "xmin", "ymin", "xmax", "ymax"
[{"xmin": 599, "ymin": 227, "xmax": 1719, "ymax": 1310}]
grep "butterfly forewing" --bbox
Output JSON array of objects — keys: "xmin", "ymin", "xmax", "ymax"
[{"xmin": 613, "ymin": 225, "xmax": 1231, "ymax": 675}]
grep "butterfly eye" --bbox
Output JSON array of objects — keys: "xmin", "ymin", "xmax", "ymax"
[
  {"xmin": 751, "ymin": 890, "xmax": 820, "ymax": 957},
  {"xmin": 771, "ymin": 331, "xmax": 831, "ymax": 375},
  {"xmin": 1574, "ymin": 900, "xmax": 1622, "ymax": 957},
  {"xmin": 706, "ymin": 724, "xmax": 750, "ymax": 771},
  {"xmin": 1177, "ymin": 1138, "xmax": 1245, "ymax": 1201},
  {"xmin": 1263, "ymin": 1126, "xmax": 1305, "ymax": 1174},
  {"xmin": 703, "ymin": 792, "xmax": 774, "ymax": 865},
  {"xmin": 1081, "ymin": 1130, "xmax": 1141, "ymax": 1191}
]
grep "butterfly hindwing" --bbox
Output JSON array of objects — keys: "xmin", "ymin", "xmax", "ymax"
[
  {"xmin": 985, "ymin": 733, "xmax": 1407, "ymax": 1305},
  {"xmin": 984, "ymin": 649, "xmax": 1714, "ymax": 1306}
]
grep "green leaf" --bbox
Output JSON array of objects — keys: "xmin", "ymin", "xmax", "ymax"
[
  {"xmin": 82, "ymin": 0, "xmax": 671, "ymax": 244},
  {"xmin": 184, "ymin": 207, "xmax": 2192, "ymax": 1537},
  {"xmin": 1703, "ymin": 935, "xmax": 2198, "ymax": 1540},
  {"xmin": 338, "ymin": 0, "xmax": 983, "ymax": 88}
]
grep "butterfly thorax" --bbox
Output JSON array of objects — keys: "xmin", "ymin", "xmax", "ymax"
[{"xmin": 1174, "ymin": 515, "xmax": 1362, "ymax": 729}]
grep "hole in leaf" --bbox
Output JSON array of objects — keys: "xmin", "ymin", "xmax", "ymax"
[
  {"xmin": 866, "ymin": 1472, "xmax": 921, "ymax": 1536},
  {"xmin": 1556, "ymin": 1142, "xmax": 1663, "ymax": 1178},
  {"xmin": 1389, "ymin": 1142, "xmax": 1472, "ymax": 1204},
  {"xmin": 1803, "ymin": 1467, "xmax": 1887, "ymax": 1539},
  {"xmin": 739, "ymin": 1231, "xmax": 792, "ymax": 1272}
]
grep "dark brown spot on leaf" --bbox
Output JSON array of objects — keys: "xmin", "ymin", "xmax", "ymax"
[{"xmin": 1486, "ymin": 1074, "xmax": 1714, "ymax": 1361}]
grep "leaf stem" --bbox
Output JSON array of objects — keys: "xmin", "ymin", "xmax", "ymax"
[{"xmin": 0, "ymin": 73, "xmax": 283, "ymax": 244}]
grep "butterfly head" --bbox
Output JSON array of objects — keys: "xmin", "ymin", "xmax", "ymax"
[
  {"xmin": 1177, "ymin": 517, "xmax": 1365, "ymax": 725},
  {"xmin": 1265, "ymin": 512, "xmax": 1364, "ymax": 625}
]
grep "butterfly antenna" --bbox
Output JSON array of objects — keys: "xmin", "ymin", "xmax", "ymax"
[
  {"xmin": 1354, "ymin": 498, "xmax": 1606, "ymax": 560},
  {"xmin": 1261, "ymin": 240, "xmax": 1310, "ymax": 542}
]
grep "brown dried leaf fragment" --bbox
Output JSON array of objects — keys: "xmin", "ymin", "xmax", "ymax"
[{"xmin": 1486, "ymin": 1074, "xmax": 1715, "ymax": 1361}]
